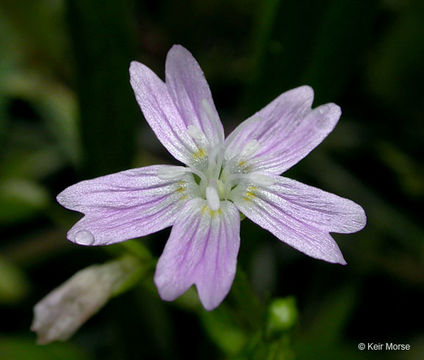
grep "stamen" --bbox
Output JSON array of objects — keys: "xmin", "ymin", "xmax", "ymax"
[
  {"xmin": 187, "ymin": 125, "xmax": 208, "ymax": 148},
  {"xmin": 246, "ymin": 172, "xmax": 275, "ymax": 186},
  {"xmin": 224, "ymin": 138, "xmax": 261, "ymax": 175},
  {"xmin": 216, "ymin": 179, "xmax": 226, "ymax": 198},
  {"xmin": 206, "ymin": 185, "xmax": 220, "ymax": 211},
  {"xmin": 240, "ymin": 139, "xmax": 260, "ymax": 159},
  {"xmin": 214, "ymin": 145, "xmax": 224, "ymax": 178},
  {"xmin": 224, "ymin": 172, "xmax": 275, "ymax": 197},
  {"xmin": 157, "ymin": 167, "xmax": 191, "ymax": 180},
  {"xmin": 188, "ymin": 166, "xmax": 208, "ymax": 185},
  {"xmin": 201, "ymin": 99, "xmax": 221, "ymax": 137},
  {"xmin": 224, "ymin": 116, "xmax": 262, "ymax": 162},
  {"xmin": 223, "ymin": 172, "xmax": 245, "ymax": 195},
  {"xmin": 206, "ymin": 144, "xmax": 224, "ymax": 180},
  {"xmin": 157, "ymin": 166, "xmax": 208, "ymax": 186}
]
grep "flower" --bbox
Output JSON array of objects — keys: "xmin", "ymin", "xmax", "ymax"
[{"xmin": 57, "ymin": 45, "xmax": 366, "ymax": 310}]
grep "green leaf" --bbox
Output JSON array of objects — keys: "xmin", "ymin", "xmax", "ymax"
[
  {"xmin": 66, "ymin": 0, "xmax": 138, "ymax": 176},
  {"xmin": 0, "ymin": 179, "xmax": 49, "ymax": 224},
  {"xmin": 304, "ymin": 287, "xmax": 356, "ymax": 344},
  {"xmin": 1, "ymin": 71, "xmax": 80, "ymax": 165},
  {"xmin": 201, "ymin": 307, "xmax": 247, "ymax": 356},
  {"xmin": 0, "ymin": 257, "xmax": 29, "ymax": 304},
  {"xmin": 367, "ymin": 0, "xmax": 424, "ymax": 112},
  {"xmin": 301, "ymin": 0, "xmax": 379, "ymax": 103}
]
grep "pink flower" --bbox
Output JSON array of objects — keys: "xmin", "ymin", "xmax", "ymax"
[{"xmin": 57, "ymin": 45, "xmax": 366, "ymax": 310}]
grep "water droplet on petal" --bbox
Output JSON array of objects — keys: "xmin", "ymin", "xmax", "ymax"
[
  {"xmin": 316, "ymin": 105, "xmax": 330, "ymax": 129},
  {"xmin": 318, "ymin": 106, "xmax": 327, "ymax": 115},
  {"xmin": 74, "ymin": 230, "xmax": 95, "ymax": 245}
]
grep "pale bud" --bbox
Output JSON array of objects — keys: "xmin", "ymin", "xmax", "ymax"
[{"xmin": 31, "ymin": 256, "xmax": 141, "ymax": 344}]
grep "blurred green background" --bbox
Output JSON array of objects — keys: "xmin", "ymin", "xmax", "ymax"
[{"xmin": 0, "ymin": 0, "xmax": 423, "ymax": 359}]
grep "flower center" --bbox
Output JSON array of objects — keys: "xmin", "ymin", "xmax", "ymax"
[
  {"xmin": 159, "ymin": 101, "xmax": 274, "ymax": 211},
  {"xmin": 186, "ymin": 130, "xmax": 267, "ymax": 211}
]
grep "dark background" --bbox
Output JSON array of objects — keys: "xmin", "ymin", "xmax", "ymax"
[{"xmin": 0, "ymin": 0, "xmax": 423, "ymax": 359}]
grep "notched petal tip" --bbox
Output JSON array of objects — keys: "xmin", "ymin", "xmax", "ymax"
[
  {"xmin": 56, "ymin": 190, "xmax": 66, "ymax": 206},
  {"xmin": 56, "ymin": 186, "xmax": 78, "ymax": 211},
  {"xmin": 312, "ymin": 103, "xmax": 341, "ymax": 131},
  {"xmin": 334, "ymin": 249, "xmax": 347, "ymax": 265},
  {"xmin": 129, "ymin": 61, "xmax": 147, "ymax": 81},
  {"xmin": 154, "ymin": 278, "xmax": 181, "ymax": 302},
  {"xmin": 336, "ymin": 257, "xmax": 347, "ymax": 266},
  {"xmin": 351, "ymin": 202, "xmax": 367, "ymax": 232},
  {"xmin": 338, "ymin": 199, "xmax": 367, "ymax": 234},
  {"xmin": 305, "ymin": 240, "xmax": 347, "ymax": 266},
  {"xmin": 284, "ymin": 85, "xmax": 315, "ymax": 108},
  {"xmin": 321, "ymin": 102, "xmax": 341, "ymax": 117},
  {"xmin": 198, "ymin": 292, "xmax": 221, "ymax": 311},
  {"xmin": 169, "ymin": 44, "xmax": 186, "ymax": 52},
  {"xmin": 129, "ymin": 60, "xmax": 139, "ymax": 73},
  {"xmin": 129, "ymin": 61, "xmax": 161, "ymax": 88},
  {"xmin": 318, "ymin": 244, "xmax": 347, "ymax": 266},
  {"xmin": 129, "ymin": 60, "xmax": 139, "ymax": 70},
  {"xmin": 166, "ymin": 45, "xmax": 194, "ymax": 68},
  {"xmin": 358, "ymin": 207, "xmax": 367, "ymax": 230},
  {"xmin": 168, "ymin": 44, "xmax": 190, "ymax": 57},
  {"xmin": 296, "ymin": 85, "xmax": 314, "ymax": 99}
]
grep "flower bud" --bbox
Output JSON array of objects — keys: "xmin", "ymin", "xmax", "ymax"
[
  {"xmin": 266, "ymin": 297, "xmax": 298, "ymax": 339},
  {"xmin": 31, "ymin": 256, "xmax": 142, "ymax": 344}
]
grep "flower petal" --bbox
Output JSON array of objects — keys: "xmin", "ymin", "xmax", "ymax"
[
  {"xmin": 231, "ymin": 175, "xmax": 366, "ymax": 264},
  {"xmin": 224, "ymin": 86, "xmax": 341, "ymax": 174},
  {"xmin": 57, "ymin": 165, "xmax": 196, "ymax": 246},
  {"xmin": 130, "ymin": 61, "xmax": 197, "ymax": 165},
  {"xmin": 166, "ymin": 45, "xmax": 225, "ymax": 147},
  {"xmin": 154, "ymin": 198, "xmax": 240, "ymax": 311}
]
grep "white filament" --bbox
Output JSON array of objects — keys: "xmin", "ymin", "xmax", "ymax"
[
  {"xmin": 157, "ymin": 167, "xmax": 191, "ymax": 180},
  {"xmin": 246, "ymin": 173, "xmax": 274, "ymax": 186},
  {"xmin": 201, "ymin": 99, "xmax": 221, "ymax": 138},
  {"xmin": 240, "ymin": 139, "xmax": 260, "ymax": 159},
  {"xmin": 187, "ymin": 125, "xmax": 208, "ymax": 148}
]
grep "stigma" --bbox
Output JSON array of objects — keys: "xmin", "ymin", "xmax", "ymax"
[{"xmin": 206, "ymin": 184, "xmax": 220, "ymax": 211}]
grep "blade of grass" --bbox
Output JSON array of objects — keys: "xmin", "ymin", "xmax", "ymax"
[{"xmin": 66, "ymin": 0, "xmax": 138, "ymax": 177}]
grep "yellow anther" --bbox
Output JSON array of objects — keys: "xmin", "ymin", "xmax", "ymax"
[
  {"xmin": 193, "ymin": 148, "xmax": 206, "ymax": 160},
  {"xmin": 243, "ymin": 186, "xmax": 257, "ymax": 201},
  {"xmin": 175, "ymin": 180, "xmax": 187, "ymax": 193},
  {"xmin": 201, "ymin": 204, "xmax": 222, "ymax": 216},
  {"xmin": 238, "ymin": 160, "xmax": 250, "ymax": 172}
]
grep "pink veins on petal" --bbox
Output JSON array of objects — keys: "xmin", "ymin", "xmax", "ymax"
[{"xmin": 57, "ymin": 45, "xmax": 366, "ymax": 311}]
